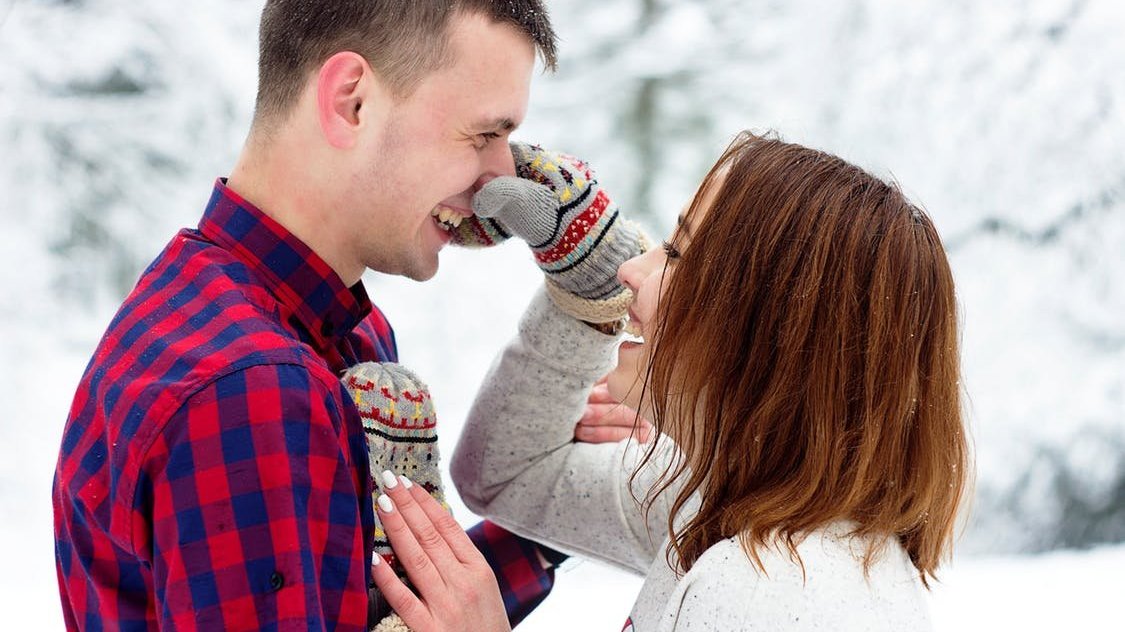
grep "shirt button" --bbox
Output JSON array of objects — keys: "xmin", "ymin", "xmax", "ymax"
[{"xmin": 269, "ymin": 571, "xmax": 285, "ymax": 592}]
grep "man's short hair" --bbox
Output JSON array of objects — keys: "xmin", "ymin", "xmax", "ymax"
[{"xmin": 255, "ymin": 0, "xmax": 557, "ymax": 125}]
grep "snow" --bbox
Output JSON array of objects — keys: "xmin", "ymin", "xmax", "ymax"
[
  {"xmin": 928, "ymin": 545, "xmax": 1125, "ymax": 630},
  {"xmin": 2, "ymin": 0, "xmax": 1123, "ymax": 628}
]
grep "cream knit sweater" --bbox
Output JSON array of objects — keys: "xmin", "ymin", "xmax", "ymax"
[{"xmin": 451, "ymin": 289, "xmax": 934, "ymax": 631}]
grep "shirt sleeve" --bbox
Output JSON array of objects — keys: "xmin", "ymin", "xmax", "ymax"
[
  {"xmin": 140, "ymin": 363, "xmax": 370, "ymax": 631},
  {"xmin": 466, "ymin": 520, "xmax": 562, "ymax": 628}
]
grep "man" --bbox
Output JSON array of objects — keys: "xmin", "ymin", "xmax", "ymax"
[{"xmin": 53, "ymin": 2, "xmax": 568, "ymax": 629}]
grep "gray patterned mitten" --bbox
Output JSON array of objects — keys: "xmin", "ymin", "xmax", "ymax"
[
  {"xmin": 342, "ymin": 362, "xmax": 445, "ymax": 632},
  {"xmin": 464, "ymin": 142, "xmax": 648, "ymax": 324}
]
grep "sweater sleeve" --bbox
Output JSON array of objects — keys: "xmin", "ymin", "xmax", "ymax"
[{"xmin": 451, "ymin": 287, "xmax": 690, "ymax": 576}]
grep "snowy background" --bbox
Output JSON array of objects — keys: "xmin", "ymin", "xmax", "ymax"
[{"xmin": 2, "ymin": 0, "xmax": 1123, "ymax": 628}]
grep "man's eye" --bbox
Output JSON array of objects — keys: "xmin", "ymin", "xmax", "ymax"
[
  {"xmin": 475, "ymin": 132, "xmax": 501, "ymax": 149},
  {"xmin": 662, "ymin": 240, "xmax": 681, "ymax": 259}
]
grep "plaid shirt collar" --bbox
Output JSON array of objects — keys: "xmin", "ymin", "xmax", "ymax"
[{"xmin": 199, "ymin": 179, "xmax": 373, "ymax": 351}]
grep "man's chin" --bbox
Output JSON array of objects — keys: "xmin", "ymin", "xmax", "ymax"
[
  {"xmin": 367, "ymin": 254, "xmax": 439, "ymax": 282},
  {"xmin": 409, "ymin": 268, "xmax": 439, "ymax": 282},
  {"xmin": 402, "ymin": 256, "xmax": 440, "ymax": 282}
]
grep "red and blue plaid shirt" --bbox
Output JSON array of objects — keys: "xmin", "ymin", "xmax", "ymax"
[{"xmin": 54, "ymin": 180, "xmax": 556, "ymax": 630}]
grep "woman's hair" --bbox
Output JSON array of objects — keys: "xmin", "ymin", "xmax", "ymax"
[{"xmin": 642, "ymin": 131, "xmax": 969, "ymax": 586}]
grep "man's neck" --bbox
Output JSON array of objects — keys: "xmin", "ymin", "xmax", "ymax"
[{"xmin": 227, "ymin": 134, "xmax": 363, "ymax": 287}]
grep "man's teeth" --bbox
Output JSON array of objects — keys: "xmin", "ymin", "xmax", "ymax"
[{"xmin": 430, "ymin": 206, "xmax": 464, "ymax": 230}]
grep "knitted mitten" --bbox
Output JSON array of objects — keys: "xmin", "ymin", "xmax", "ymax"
[
  {"xmin": 341, "ymin": 362, "xmax": 446, "ymax": 632},
  {"xmin": 447, "ymin": 205, "xmax": 512, "ymax": 249},
  {"xmin": 457, "ymin": 142, "xmax": 648, "ymax": 324}
]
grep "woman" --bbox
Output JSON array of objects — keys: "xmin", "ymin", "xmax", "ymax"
[{"xmin": 370, "ymin": 132, "xmax": 970, "ymax": 631}]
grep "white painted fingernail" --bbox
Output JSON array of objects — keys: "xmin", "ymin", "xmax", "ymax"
[
  {"xmin": 377, "ymin": 494, "xmax": 394, "ymax": 513},
  {"xmin": 399, "ymin": 475, "xmax": 413, "ymax": 489},
  {"xmin": 381, "ymin": 470, "xmax": 398, "ymax": 489},
  {"xmin": 371, "ymin": 553, "xmax": 382, "ymax": 566}
]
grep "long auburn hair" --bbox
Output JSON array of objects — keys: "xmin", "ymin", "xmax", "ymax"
[{"xmin": 641, "ymin": 131, "xmax": 969, "ymax": 586}]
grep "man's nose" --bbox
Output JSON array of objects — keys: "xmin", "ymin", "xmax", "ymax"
[{"xmin": 474, "ymin": 141, "xmax": 516, "ymax": 191}]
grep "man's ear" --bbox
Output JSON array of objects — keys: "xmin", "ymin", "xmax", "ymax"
[{"xmin": 316, "ymin": 51, "xmax": 371, "ymax": 149}]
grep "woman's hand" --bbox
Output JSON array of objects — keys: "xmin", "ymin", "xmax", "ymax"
[
  {"xmin": 574, "ymin": 377, "xmax": 653, "ymax": 444},
  {"xmin": 370, "ymin": 473, "xmax": 511, "ymax": 632}
]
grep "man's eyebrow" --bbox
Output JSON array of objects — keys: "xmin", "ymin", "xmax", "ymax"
[{"xmin": 474, "ymin": 117, "xmax": 518, "ymax": 133}]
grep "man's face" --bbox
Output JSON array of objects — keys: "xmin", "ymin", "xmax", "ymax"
[{"xmin": 351, "ymin": 12, "xmax": 535, "ymax": 281}]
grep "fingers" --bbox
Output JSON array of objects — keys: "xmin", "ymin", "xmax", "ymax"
[
  {"xmin": 404, "ymin": 482, "xmax": 487, "ymax": 566},
  {"xmin": 579, "ymin": 402, "xmax": 643, "ymax": 428},
  {"xmin": 574, "ymin": 418, "xmax": 654, "ymax": 443},
  {"xmin": 376, "ymin": 475, "xmax": 454, "ymax": 600},
  {"xmin": 375, "ymin": 474, "xmax": 511, "ymax": 632},
  {"xmin": 575, "ymin": 403, "xmax": 654, "ymax": 444},
  {"xmin": 575, "ymin": 423, "xmax": 635, "ymax": 444},
  {"xmin": 586, "ymin": 381, "xmax": 616, "ymax": 405},
  {"xmin": 579, "ymin": 380, "xmax": 655, "ymax": 444},
  {"xmin": 370, "ymin": 552, "xmax": 430, "ymax": 630}
]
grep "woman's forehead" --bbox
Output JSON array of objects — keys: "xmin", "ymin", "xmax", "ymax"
[{"xmin": 679, "ymin": 165, "xmax": 729, "ymax": 236}]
